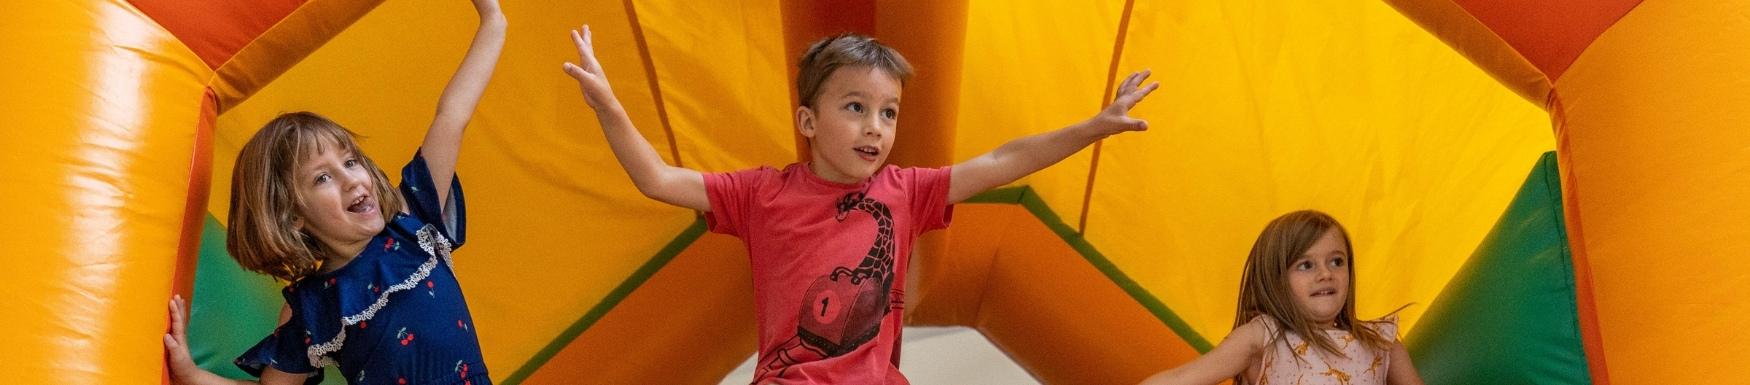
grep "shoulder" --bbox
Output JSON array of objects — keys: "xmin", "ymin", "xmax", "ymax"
[
  {"xmin": 1243, "ymin": 313, "xmax": 1279, "ymax": 331},
  {"xmin": 719, "ymin": 164, "xmax": 788, "ymax": 184},
  {"xmin": 1361, "ymin": 314, "xmax": 1401, "ymax": 341},
  {"xmin": 1229, "ymin": 314, "xmax": 1276, "ymax": 349},
  {"xmin": 883, "ymin": 164, "xmax": 951, "ymax": 186}
]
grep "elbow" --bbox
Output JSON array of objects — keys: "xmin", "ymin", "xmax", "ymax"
[
  {"xmin": 632, "ymin": 182, "xmax": 665, "ymax": 201},
  {"xmin": 628, "ymin": 174, "xmax": 673, "ymax": 202}
]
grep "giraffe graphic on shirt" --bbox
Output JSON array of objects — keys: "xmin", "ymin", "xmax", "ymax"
[{"xmin": 755, "ymin": 190, "xmax": 900, "ymax": 379}]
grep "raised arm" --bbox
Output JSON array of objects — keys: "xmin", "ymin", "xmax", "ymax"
[
  {"xmin": 420, "ymin": 0, "xmax": 506, "ymax": 211},
  {"xmin": 947, "ymin": 70, "xmax": 1158, "ymax": 203},
  {"xmin": 1137, "ymin": 319, "xmax": 1264, "ymax": 385},
  {"xmin": 562, "ymin": 24, "xmax": 708, "ymax": 211}
]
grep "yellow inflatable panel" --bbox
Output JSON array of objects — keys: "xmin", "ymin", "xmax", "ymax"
[{"xmin": 1, "ymin": 0, "xmax": 211, "ymax": 382}]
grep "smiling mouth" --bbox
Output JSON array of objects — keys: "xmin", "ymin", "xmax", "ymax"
[
  {"xmin": 346, "ymin": 195, "xmax": 376, "ymax": 215},
  {"xmin": 854, "ymin": 145, "xmax": 880, "ymax": 161}
]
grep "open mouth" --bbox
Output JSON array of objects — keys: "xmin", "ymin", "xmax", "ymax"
[
  {"xmin": 346, "ymin": 195, "xmax": 376, "ymax": 215},
  {"xmin": 1310, "ymin": 288, "xmax": 1338, "ymax": 297},
  {"xmin": 854, "ymin": 145, "xmax": 880, "ymax": 161}
]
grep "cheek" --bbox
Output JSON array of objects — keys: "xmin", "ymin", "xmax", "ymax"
[{"xmin": 1286, "ymin": 273, "xmax": 1312, "ymax": 295}]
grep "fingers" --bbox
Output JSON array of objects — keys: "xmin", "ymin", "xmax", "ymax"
[
  {"xmin": 1119, "ymin": 71, "xmax": 1142, "ymax": 94},
  {"xmin": 1116, "ymin": 81, "xmax": 1160, "ymax": 109},
  {"xmin": 1133, "ymin": 81, "xmax": 1160, "ymax": 102},
  {"xmin": 169, "ymin": 295, "xmax": 186, "ymax": 338},
  {"xmin": 582, "ymin": 25, "xmax": 595, "ymax": 56},
  {"xmin": 570, "ymin": 29, "xmax": 587, "ymax": 55},
  {"xmin": 1128, "ymin": 118, "xmax": 1150, "ymax": 132},
  {"xmin": 1114, "ymin": 69, "xmax": 1152, "ymax": 104},
  {"xmin": 569, "ymin": 25, "xmax": 605, "ymax": 74},
  {"xmin": 166, "ymin": 295, "xmax": 190, "ymax": 359},
  {"xmin": 562, "ymin": 62, "xmax": 584, "ymax": 79}
]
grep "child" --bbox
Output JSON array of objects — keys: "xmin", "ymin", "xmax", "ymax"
[
  {"xmin": 1139, "ymin": 210, "xmax": 1425, "ymax": 385},
  {"xmin": 562, "ymin": 25, "xmax": 1157, "ymax": 384},
  {"xmin": 162, "ymin": 1, "xmax": 504, "ymax": 384}
]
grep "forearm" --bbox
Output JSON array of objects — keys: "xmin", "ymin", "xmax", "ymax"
[
  {"xmin": 420, "ymin": 9, "xmax": 505, "ymax": 206},
  {"xmin": 991, "ymin": 120, "xmax": 1107, "ymax": 180},
  {"xmin": 950, "ymin": 120, "xmax": 1105, "ymax": 202},
  {"xmin": 432, "ymin": 11, "xmax": 506, "ymax": 127},
  {"xmin": 594, "ymin": 102, "xmax": 681, "ymax": 195}
]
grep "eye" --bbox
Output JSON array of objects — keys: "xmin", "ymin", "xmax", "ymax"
[
  {"xmin": 845, "ymin": 102, "xmax": 865, "ymax": 114},
  {"xmin": 1330, "ymin": 257, "xmax": 1346, "ymax": 268},
  {"xmin": 1294, "ymin": 261, "xmax": 1313, "ymax": 271},
  {"xmin": 344, "ymin": 157, "xmax": 359, "ymax": 168},
  {"xmin": 314, "ymin": 173, "xmax": 331, "ymax": 185},
  {"xmin": 881, "ymin": 108, "xmax": 898, "ymax": 120}
]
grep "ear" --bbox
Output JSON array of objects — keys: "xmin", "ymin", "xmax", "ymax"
[{"xmin": 795, "ymin": 105, "xmax": 817, "ymax": 139}]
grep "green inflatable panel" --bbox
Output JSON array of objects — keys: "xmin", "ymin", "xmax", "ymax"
[
  {"xmin": 1407, "ymin": 152, "xmax": 1592, "ymax": 385},
  {"xmin": 188, "ymin": 214, "xmax": 344, "ymax": 384}
]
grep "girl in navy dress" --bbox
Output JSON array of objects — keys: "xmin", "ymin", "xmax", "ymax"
[{"xmin": 163, "ymin": 0, "xmax": 503, "ymax": 384}]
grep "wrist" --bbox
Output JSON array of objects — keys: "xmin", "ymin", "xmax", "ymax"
[
  {"xmin": 591, "ymin": 98, "xmax": 627, "ymax": 116},
  {"xmin": 477, "ymin": 9, "xmax": 506, "ymax": 25},
  {"xmin": 1074, "ymin": 118, "xmax": 1114, "ymax": 141}
]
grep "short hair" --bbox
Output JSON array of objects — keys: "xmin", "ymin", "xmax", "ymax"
[
  {"xmin": 795, "ymin": 34, "xmax": 913, "ymax": 108},
  {"xmin": 226, "ymin": 112, "xmax": 404, "ymax": 282}
]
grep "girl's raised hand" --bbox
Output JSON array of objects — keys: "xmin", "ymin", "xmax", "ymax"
[
  {"xmin": 470, "ymin": 0, "xmax": 500, "ymax": 16},
  {"xmin": 562, "ymin": 25, "xmax": 617, "ymax": 110}
]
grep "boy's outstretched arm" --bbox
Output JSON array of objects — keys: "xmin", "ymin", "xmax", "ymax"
[
  {"xmin": 562, "ymin": 24, "xmax": 709, "ymax": 211},
  {"xmin": 947, "ymin": 70, "xmax": 1159, "ymax": 203},
  {"xmin": 421, "ymin": 0, "xmax": 506, "ymax": 210}
]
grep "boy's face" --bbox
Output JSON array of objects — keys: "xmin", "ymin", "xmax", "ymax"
[
  {"xmin": 798, "ymin": 65, "xmax": 902, "ymax": 184},
  {"xmin": 1287, "ymin": 228, "xmax": 1350, "ymax": 328},
  {"xmin": 293, "ymin": 140, "xmax": 386, "ymax": 255}
]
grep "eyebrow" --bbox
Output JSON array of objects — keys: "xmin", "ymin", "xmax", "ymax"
[{"xmin": 840, "ymin": 91, "xmax": 900, "ymax": 104}]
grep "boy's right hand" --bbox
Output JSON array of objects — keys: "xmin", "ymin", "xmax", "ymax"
[{"xmin": 562, "ymin": 25, "xmax": 618, "ymax": 111}]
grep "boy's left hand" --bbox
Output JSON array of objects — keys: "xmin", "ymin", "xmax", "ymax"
[
  {"xmin": 563, "ymin": 25, "xmax": 619, "ymax": 111},
  {"xmin": 1092, "ymin": 69, "xmax": 1160, "ymax": 135}
]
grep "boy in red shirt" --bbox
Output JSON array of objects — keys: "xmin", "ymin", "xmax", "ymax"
[{"xmin": 562, "ymin": 25, "xmax": 1157, "ymax": 384}]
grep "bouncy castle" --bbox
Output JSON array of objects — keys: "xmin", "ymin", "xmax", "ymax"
[{"xmin": 6, "ymin": 0, "xmax": 1746, "ymax": 383}]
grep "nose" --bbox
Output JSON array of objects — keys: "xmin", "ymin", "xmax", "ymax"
[
  {"xmin": 861, "ymin": 115, "xmax": 883, "ymax": 138},
  {"xmin": 342, "ymin": 168, "xmax": 369, "ymax": 191}
]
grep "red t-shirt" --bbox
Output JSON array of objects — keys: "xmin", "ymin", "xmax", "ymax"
[{"xmin": 705, "ymin": 163, "xmax": 953, "ymax": 385}]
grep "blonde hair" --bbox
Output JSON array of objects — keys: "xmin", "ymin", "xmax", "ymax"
[
  {"xmin": 227, "ymin": 112, "xmax": 403, "ymax": 282},
  {"xmin": 795, "ymin": 33, "xmax": 913, "ymax": 108},
  {"xmin": 1233, "ymin": 210, "xmax": 1394, "ymax": 361}
]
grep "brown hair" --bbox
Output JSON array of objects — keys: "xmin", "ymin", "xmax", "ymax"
[
  {"xmin": 226, "ymin": 112, "xmax": 404, "ymax": 282},
  {"xmin": 1233, "ymin": 210, "xmax": 1395, "ymax": 363},
  {"xmin": 795, "ymin": 33, "xmax": 913, "ymax": 108}
]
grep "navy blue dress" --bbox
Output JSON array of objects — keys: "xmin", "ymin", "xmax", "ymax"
[{"xmin": 237, "ymin": 152, "xmax": 489, "ymax": 385}]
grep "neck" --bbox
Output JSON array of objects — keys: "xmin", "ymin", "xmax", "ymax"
[
  {"xmin": 317, "ymin": 239, "xmax": 370, "ymax": 273},
  {"xmin": 805, "ymin": 160, "xmax": 862, "ymax": 184}
]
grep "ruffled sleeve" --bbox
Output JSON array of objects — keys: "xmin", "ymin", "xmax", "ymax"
[
  {"xmin": 234, "ymin": 289, "xmax": 324, "ymax": 384},
  {"xmin": 1369, "ymin": 315, "xmax": 1401, "ymax": 343},
  {"xmin": 400, "ymin": 149, "xmax": 465, "ymax": 249}
]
